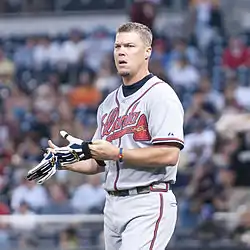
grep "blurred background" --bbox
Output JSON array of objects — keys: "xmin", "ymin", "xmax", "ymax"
[{"xmin": 0, "ymin": 0, "xmax": 250, "ymax": 249}]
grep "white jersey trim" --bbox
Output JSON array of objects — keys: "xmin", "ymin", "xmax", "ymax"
[{"xmin": 152, "ymin": 137, "xmax": 184, "ymax": 149}]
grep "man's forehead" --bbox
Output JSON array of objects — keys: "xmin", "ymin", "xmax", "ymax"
[{"xmin": 115, "ymin": 31, "xmax": 142, "ymax": 44}]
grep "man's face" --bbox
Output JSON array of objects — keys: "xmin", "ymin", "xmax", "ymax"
[{"xmin": 114, "ymin": 31, "xmax": 150, "ymax": 77}]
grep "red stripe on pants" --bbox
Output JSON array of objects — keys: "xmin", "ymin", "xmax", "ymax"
[{"xmin": 149, "ymin": 193, "xmax": 164, "ymax": 250}]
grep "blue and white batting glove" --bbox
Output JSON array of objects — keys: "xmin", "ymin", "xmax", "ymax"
[
  {"xmin": 26, "ymin": 150, "xmax": 60, "ymax": 185},
  {"xmin": 52, "ymin": 131, "xmax": 105, "ymax": 167}
]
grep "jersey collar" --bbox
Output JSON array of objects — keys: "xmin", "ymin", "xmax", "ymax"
[{"xmin": 122, "ymin": 73, "xmax": 154, "ymax": 97}]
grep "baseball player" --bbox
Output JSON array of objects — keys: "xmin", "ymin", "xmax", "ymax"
[{"xmin": 27, "ymin": 22, "xmax": 184, "ymax": 250}]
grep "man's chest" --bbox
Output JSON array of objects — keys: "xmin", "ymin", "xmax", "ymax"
[{"xmin": 100, "ymin": 100, "xmax": 151, "ymax": 143}]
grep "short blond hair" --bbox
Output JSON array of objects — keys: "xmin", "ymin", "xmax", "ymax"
[{"xmin": 117, "ymin": 22, "xmax": 153, "ymax": 47}]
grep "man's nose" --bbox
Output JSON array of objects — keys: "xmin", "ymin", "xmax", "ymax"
[
  {"xmin": 117, "ymin": 46, "xmax": 126, "ymax": 56},
  {"xmin": 118, "ymin": 50, "xmax": 125, "ymax": 56}
]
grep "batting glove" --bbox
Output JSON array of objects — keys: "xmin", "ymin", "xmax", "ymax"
[
  {"xmin": 26, "ymin": 150, "xmax": 60, "ymax": 185},
  {"xmin": 52, "ymin": 131, "xmax": 105, "ymax": 167}
]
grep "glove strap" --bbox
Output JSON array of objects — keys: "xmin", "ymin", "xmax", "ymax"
[
  {"xmin": 81, "ymin": 141, "xmax": 92, "ymax": 158},
  {"xmin": 82, "ymin": 141, "xmax": 106, "ymax": 167}
]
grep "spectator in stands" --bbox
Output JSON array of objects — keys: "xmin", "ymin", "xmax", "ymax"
[
  {"xmin": 222, "ymin": 80, "xmax": 244, "ymax": 113},
  {"xmin": 179, "ymin": 162, "xmax": 213, "ymax": 229},
  {"xmin": 0, "ymin": 47, "xmax": 15, "ymax": 85},
  {"xmin": 11, "ymin": 178, "xmax": 48, "ymax": 213},
  {"xmin": 33, "ymin": 36, "xmax": 52, "ymax": 70},
  {"xmin": 129, "ymin": 0, "xmax": 158, "ymax": 32},
  {"xmin": 83, "ymin": 29, "xmax": 114, "ymax": 71},
  {"xmin": 95, "ymin": 57, "xmax": 120, "ymax": 97},
  {"xmin": 151, "ymin": 38, "xmax": 171, "ymax": 70},
  {"xmin": 224, "ymin": 75, "xmax": 250, "ymax": 110},
  {"xmin": 13, "ymin": 37, "xmax": 35, "ymax": 71},
  {"xmin": 71, "ymin": 174, "xmax": 106, "ymax": 214},
  {"xmin": 188, "ymin": 0, "xmax": 224, "ymax": 52},
  {"xmin": 212, "ymin": 167, "xmax": 233, "ymax": 212},
  {"xmin": 234, "ymin": 84, "xmax": 250, "ymax": 110},
  {"xmin": 184, "ymin": 119, "xmax": 216, "ymax": 166},
  {"xmin": 4, "ymin": 85, "xmax": 31, "ymax": 135},
  {"xmin": 149, "ymin": 58, "xmax": 169, "ymax": 83},
  {"xmin": 68, "ymin": 70, "xmax": 100, "ymax": 108},
  {"xmin": 0, "ymin": 149, "xmax": 12, "ymax": 203},
  {"xmin": 184, "ymin": 89, "xmax": 218, "ymax": 134},
  {"xmin": 41, "ymin": 183, "xmax": 75, "ymax": 214},
  {"xmin": 229, "ymin": 132, "xmax": 250, "ymax": 187},
  {"xmin": 18, "ymin": 234, "xmax": 38, "ymax": 250},
  {"xmin": 168, "ymin": 37, "xmax": 200, "ymax": 68},
  {"xmin": 180, "ymin": 160, "xmax": 233, "ymax": 231},
  {"xmin": 233, "ymin": 206, "xmax": 250, "ymax": 246},
  {"xmin": 68, "ymin": 70, "xmax": 102, "ymax": 128},
  {"xmin": 209, "ymin": 0, "xmax": 225, "ymax": 36},
  {"xmin": 33, "ymin": 84, "xmax": 57, "ymax": 114},
  {"xmin": 59, "ymin": 227, "xmax": 79, "ymax": 250},
  {"xmin": 222, "ymin": 36, "xmax": 250, "ymax": 72},
  {"xmin": 60, "ymin": 28, "xmax": 85, "ymax": 65},
  {"xmin": 0, "ymin": 202, "xmax": 10, "ymax": 215},
  {"xmin": 0, "ymin": 222, "xmax": 10, "ymax": 250},
  {"xmin": 168, "ymin": 53, "xmax": 200, "ymax": 91},
  {"xmin": 14, "ymin": 200, "xmax": 35, "ymax": 216},
  {"xmin": 0, "ymin": 113, "xmax": 11, "ymax": 149},
  {"xmin": 199, "ymin": 76, "xmax": 224, "ymax": 112}
]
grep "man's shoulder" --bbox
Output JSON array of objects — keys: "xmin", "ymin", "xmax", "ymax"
[
  {"xmin": 106, "ymin": 87, "xmax": 119, "ymax": 101},
  {"xmin": 147, "ymin": 76, "xmax": 179, "ymax": 99},
  {"xmin": 99, "ymin": 87, "xmax": 120, "ymax": 109}
]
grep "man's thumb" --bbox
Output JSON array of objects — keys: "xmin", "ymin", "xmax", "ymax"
[{"xmin": 48, "ymin": 140, "xmax": 58, "ymax": 151}]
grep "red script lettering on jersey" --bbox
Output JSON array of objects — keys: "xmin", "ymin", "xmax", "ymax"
[{"xmin": 101, "ymin": 103, "xmax": 151, "ymax": 142}]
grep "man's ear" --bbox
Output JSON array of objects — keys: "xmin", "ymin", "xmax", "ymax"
[{"xmin": 145, "ymin": 47, "xmax": 152, "ymax": 60}]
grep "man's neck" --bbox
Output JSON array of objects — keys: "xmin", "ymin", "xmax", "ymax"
[{"xmin": 122, "ymin": 68, "xmax": 150, "ymax": 86}]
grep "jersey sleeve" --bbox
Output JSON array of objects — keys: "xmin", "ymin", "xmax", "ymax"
[
  {"xmin": 147, "ymin": 84, "xmax": 185, "ymax": 149},
  {"xmin": 92, "ymin": 103, "xmax": 103, "ymax": 141}
]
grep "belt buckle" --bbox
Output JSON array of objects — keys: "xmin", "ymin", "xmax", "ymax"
[
  {"xmin": 128, "ymin": 188, "xmax": 138, "ymax": 195},
  {"xmin": 150, "ymin": 182, "xmax": 169, "ymax": 192}
]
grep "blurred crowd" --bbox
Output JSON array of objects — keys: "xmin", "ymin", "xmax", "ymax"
[{"xmin": 0, "ymin": 0, "xmax": 250, "ymax": 249}]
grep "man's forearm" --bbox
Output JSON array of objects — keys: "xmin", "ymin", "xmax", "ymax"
[
  {"xmin": 121, "ymin": 146, "xmax": 180, "ymax": 167},
  {"xmin": 62, "ymin": 159, "xmax": 105, "ymax": 175}
]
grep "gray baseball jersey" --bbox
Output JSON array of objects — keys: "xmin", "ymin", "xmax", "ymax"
[{"xmin": 93, "ymin": 75, "xmax": 184, "ymax": 191}]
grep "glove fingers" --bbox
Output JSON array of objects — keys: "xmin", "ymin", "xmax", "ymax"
[
  {"xmin": 37, "ymin": 168, "xmax": 57, "ymax": 185},
  {"xmin": 36, "ymin": 173, "xmax": 50, "ymax": 184},
  {"xmin": 48, "ymin": 140, "xmax": 58, "ymax": 150},
  {"xmin": 27, "ymin": 161, "xmax": 49, "ymax": 177},
  {"xmin": 27, "ymin": 151, "xmax": 56, "ymax": 182},
  {"xmin": 27, "ymin": 165, "xmax": 50, "ymax": 181},
  {"xmin": 60, "ymin": 130, "xmax": 82, "ymax": 144},
  {"xmin": 27, "ymin": 163, "xmax": 51, "ymax": 181},
  {"xmin": 53, "ymin": 146, "xmax": 73, "ymax": 153},
  {"xmin": 27, "ymin": 172, "xmax": 40, "ymax": 181}
]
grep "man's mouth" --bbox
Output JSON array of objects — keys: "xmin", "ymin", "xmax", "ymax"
[{"xmin": 118, "ymin": 60, "xmax": 127, "ymax": 65}]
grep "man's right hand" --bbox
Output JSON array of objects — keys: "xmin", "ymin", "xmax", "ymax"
[{"xmin": 49, "ymin": 131, "xmax": 106, "ymax": 167}]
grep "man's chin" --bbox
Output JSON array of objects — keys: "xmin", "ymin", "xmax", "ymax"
[{"xmin": 118, "ymin": 71, "xmax": 130, "ymax": 77}]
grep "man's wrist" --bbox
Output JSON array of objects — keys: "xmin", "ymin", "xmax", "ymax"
[{"xmin": 113, "ymin": 147, "xmax": 121, "ymax": 161}]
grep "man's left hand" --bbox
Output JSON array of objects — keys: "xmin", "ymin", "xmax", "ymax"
[{"xmin": 89, "ymin": 140, "xmax": 119, "ymax": 161}]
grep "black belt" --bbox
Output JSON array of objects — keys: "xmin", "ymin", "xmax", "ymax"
[{"xmin": 107, "ymin": 182, "xmax": 172, "ymax": 197}]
